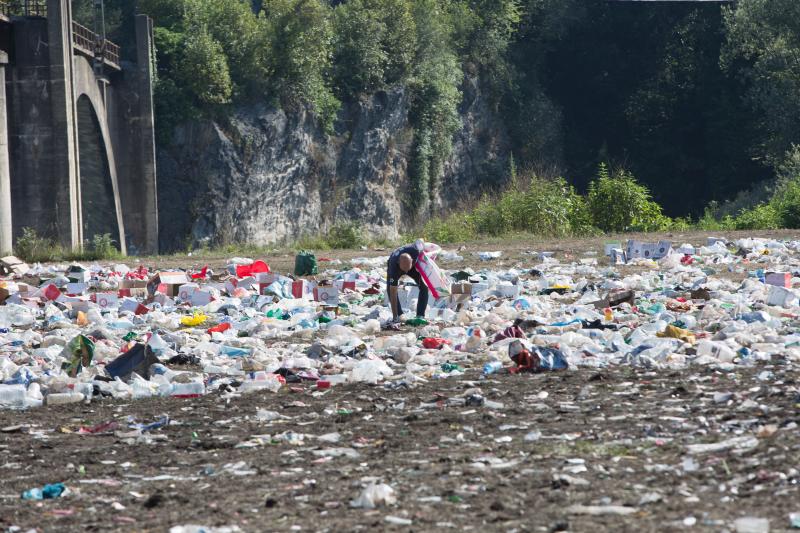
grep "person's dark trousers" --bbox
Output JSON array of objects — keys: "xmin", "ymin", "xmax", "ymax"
[{"xmin": 408, "ymin": 271, "xmax": 429, "ymax": 317}]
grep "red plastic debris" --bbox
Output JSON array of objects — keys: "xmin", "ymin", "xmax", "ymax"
[
  {"xmin": 422, "ymin": 337, "xmax": 451, "ymax": 350},
  {"xmin": 207, "ymin": 322, "xmax": 232, "ymax": 335},
  {"xmin": 43, "ymin": 284, "xmax": 61, "ymax": 301},
  {"xmin": 77, "ymin": 421, "xmax": 118, "ymax": 435},
  {"xmin": 191, "ymin": 265, "xmax": 209, "ymax": 280},
  {"xmin": 236, "ymin": 260, "xmax": 270, "ymax": 278}
]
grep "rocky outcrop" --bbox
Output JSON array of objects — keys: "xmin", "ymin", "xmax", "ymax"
[{"xmin": 157, "ymin": 78, "xmax": 508, "ymax": 251}]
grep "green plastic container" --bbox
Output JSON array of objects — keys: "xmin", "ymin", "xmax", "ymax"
[{"xmin": 294, "ymin": 251, "xmax": 318, "ymax": 276}]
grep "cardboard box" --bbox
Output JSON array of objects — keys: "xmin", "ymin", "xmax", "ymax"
[
  {"xmin": 119, "ymin": 298, "xmax": 149, "ymax": 315},
  {"xmin": 236, "ymin": 276, "xmax": 257, "ymax": 291},
  {"xmin": 765, "ymin": 272, "xmax": 791, "ymax": 288},
  {"xmin": 334, "ymin": 280, "xmax": 357, "ymax": 292},
  {"xmin": 21, "ymin": 274, "xmax": 44, "ymax": 287},
  {"xmin": 314, "ymin": 286, "xmax": 339, "ymax": 306},
  {"xmin": 66, "ymin": 283, "xmax": 88, "ymax": 295},
  {"xmin": 0, "ymin": 256, "xmax": 29, "ymax": 276},
  {"xmin": 260, "ymin": 281, "xmax": 285, "ymax": 297},
  {"xmin": 451, "ymin": 282, "xmax": 473, "ymax": 295},
  {"xmin": 178, "ymin": 283, "xmax": 199, "ymax": 301},
  {"xmin": 255, "ymin": 272, "xmax": 277, "ymax": 285},
  {"xmin": 610, "ymin": 248, "xmax": 626, "ymax": 265},
  {"xmin": 66, "ymin": 266, "xmax": 90, "ymax": 283},
  {"xmin": 0, "ymin": 286, "xmax": 10, "ymax": 304},
  {"xmin": 291, "ymin": 279, "xmax": 316, "ymax": 299},
  {"xmin": 626, "ymin": 240, "xmax": 672, "ymax": 260},
  {"xmin": 496, "ymin": 284, "xmax": 520, "ymax": 299},
  {"xmin": 767, "ymin": 285, "xmax": 796, "ymax": 307},
  {"xmin": 95, "ymin": 292, "xmax": 119, "ymax": 309},
  {"xmin": 152, "ymin": 292, "xmax": 174, "ymax": 307},
  {"xmin": 120, "ymin": 278, "xmax": 147, "ymax": 290},
  {"xmin": 147, "ymin": 271, "xmax": 189, "ymax": 297},
  {"xmin": 119, "ymin": 287, "xmax": 148, "ymax": 299},
  {"xmin": 190, "ymin": 289, "xmax": 212, "ymax": 307},
  {"xmin": 119, "ymin": 298, "xmax": 140, "ymax": 314}
]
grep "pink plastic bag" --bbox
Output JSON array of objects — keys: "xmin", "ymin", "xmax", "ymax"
[{"xmin": 416, "ymin": 250, "xmax": 450, "ymax": 299}]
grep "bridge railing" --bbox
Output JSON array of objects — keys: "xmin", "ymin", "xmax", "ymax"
[
  {"xmin": 0, "ymin": 0, "xmax": 47, "ymax": 18},
  {"xmin": 72, "ymin": 21, "xmax": 120, "ymax": 69}
]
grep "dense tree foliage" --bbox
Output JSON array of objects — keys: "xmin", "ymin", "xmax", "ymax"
[
  {"xmin": 722, "ymin": 0, "xmax": 800, "ymax": 167},
  {"xmin": 124, "ymin": 0, "xmax": 799, "ymax": 219}
]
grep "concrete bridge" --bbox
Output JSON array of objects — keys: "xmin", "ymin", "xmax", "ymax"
[{"xmin": 0, "ymin": 0, "xmax": 158, "ymax": 255}]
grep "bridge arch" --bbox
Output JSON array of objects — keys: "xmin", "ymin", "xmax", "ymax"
[{"xmin": 72, "ymin": 55, "xmax": 127, "ymax": 254}]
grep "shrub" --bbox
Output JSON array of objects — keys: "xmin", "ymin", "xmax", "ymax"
[
  {"xmin": 448, "ymin": 175, "xmax": 598, "ymax": 239},
  {"xmin": 771, "ymin": 180, "xmax": 800, "ymax": 228},
  {"xmin": 324, "ymin": 222, "xmax": 366, "ymax": 249},
  {"xmin": 733, "ymin": 203, "xmax": 781, "ymax": 230},
  {"xmin": 587, "ymin": 164, "xmax": 667, "ymax": 233},
  {"xmin": 669, "ymin": 216, "xmax": 694, "ymax": 232},
  {"xmin": 87, "ymin": 233, "xmax": 121, "ymax": 260},
  {"xmin": 14, "ymin": 227, "xmax": 58, "ymax": 263},
  {"xmin": 295, "ymin": 234, "xmax": 331, "ymax": 251},
  {"xmin": 421, "ymin": 213, "xmax": 476, "ymax": 244}
]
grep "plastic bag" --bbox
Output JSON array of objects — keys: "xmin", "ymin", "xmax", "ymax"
[
  {"xmin": 294, "ymin": 251, "xmax": 318, "ymax": 276},
  {"xmin": 181, "ymin": 313, "xmax": 208, "ymax": 327},
  {"xmin": 416, "ymin": 251, "xmax": 450, "ymax": 299},
  {"xmin": 62, "ymin": 335, "xmax": 95, "ymax": 377}
]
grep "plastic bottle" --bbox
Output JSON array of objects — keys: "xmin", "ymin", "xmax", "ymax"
[
  {"xmin": 238, "ymin": 373, "xmax": 282, "ymax": 393},
  {"xmin": 107, "ymin": 319, "xmax": 135, "ymax": 330},
  {"xmin": 219, "ymin": 345, "xmax": 251, "ymax": 357},
  {"xmin": 70, "ymin": 382, "xmax": 94, "ymax": 400},
  {"xmin": 696, "ymin": 340, "xmax": 736, "ymax": 363},
  {"xmin": 149, "ymin": 363, "xmax": 177, "ymax": 382},
  {"xmin": 46, "ymin": 392, "xmax": 85, "ymax": 405},
  {"xmin": 0, "ymin": 384, "xmax": 28, "ymax": 408},
  {"xmin": 169, "ymin": 382, "xmax": 205, "ymax": 398},
  {"xmin": 374, "ymin": 334, "xmax": 415, "ymax": 351},
  {"xmin": 131, "ymin": 379, "xmax": 156, "ymax": 399},
  {"xmin": 483, "ymin": 361, "xmax": 504, "ymax": 375}
]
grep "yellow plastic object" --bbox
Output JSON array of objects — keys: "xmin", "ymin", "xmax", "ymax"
[
  {"xmin": 657, "ymin": 324, "xmax": 696, "ymax": 344},
  {"xmin": 181, "ymin": 313, "xmax": 208, "ymax": 327}
]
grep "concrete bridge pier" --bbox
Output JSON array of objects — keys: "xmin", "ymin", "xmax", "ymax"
[
  {"xmin": 0, "ymin": 50, "xmax": 10, "ymax": 255},
  {"xmin": 1, "ymin": 0, "xmax": 158, "ymax": 255}
]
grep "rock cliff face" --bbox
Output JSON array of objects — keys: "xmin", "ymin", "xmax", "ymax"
[{"xmin": 156, "ymin": 78, "xmax": 508, "ymax": 251}]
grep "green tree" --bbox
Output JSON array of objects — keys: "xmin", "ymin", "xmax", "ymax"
[
  {"xmin": 587, "ymin": 164, "xmax": 668, "ymax": 233},
  {"xmin": 186, "ymin": 0, "xmax": 267, "ymax": 97},
  {"xmin": 179, "ymin": 27, "xmax": 233, "ymax": 105},
  {"xmin": 262, "ymin": 0, "xmax": 340, "ymax": 130},
  {"xmin": 332, "ymin": 0, "xmax": 389, "ymax": 95},
  {"xmin": 331, "ymin": 0, "xmax": 416, "ymax": 97},
  {"xmin": 722, "ymin": 0, "xmax": 800, "ymax": 167},
  {"xmin": 407, "ymin": 0, "xmax": 463, "ymax": 213}
]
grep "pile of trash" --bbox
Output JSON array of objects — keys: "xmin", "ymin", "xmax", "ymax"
[{"xmin": 1, "ymin": 235, "xmax": 799, "ymax": 409}]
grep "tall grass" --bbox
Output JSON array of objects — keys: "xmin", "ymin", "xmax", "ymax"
[{"xmin": 13, "ymin": 228, "xmax": 123, "ymax": 263}]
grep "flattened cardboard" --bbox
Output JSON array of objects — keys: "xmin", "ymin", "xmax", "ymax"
[{"xmin": 0, "ymin": 256, "xmax": 29, "ymax": 276}]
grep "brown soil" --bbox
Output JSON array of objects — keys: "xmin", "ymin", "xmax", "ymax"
[{"xmin": 0, "ymin": 365, "xmax": 797, "ymax": 532}]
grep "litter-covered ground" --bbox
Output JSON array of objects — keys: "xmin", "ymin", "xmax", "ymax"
[
  {"xmin": 0, "ymin": 366, "xmax": 797, "ymax": 532},
  {"xmin": 1, "ymin": 231, "xmax": 799, "ymax": 531}
]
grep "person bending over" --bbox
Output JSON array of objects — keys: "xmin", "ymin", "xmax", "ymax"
[{"xmin": 386, "ymin": 243, "xmax": 428, "ymax": 322}]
